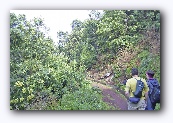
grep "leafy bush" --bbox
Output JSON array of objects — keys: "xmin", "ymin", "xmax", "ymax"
[
  {"xmin": 80, "ymin": 44, "xmax": 97, "ymax": 68},
  {"xmin": 10, "ymin": 13, "xmax": 115, "ymax": 110},
  {"xmin": 56, "ymin": 85, "xmax": 115, "ymax": 110}
]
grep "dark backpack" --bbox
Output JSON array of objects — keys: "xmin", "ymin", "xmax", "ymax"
[
  {"xmin": 133, "ymin": 78, "xmax": 144, "ymax": 98},
  {"xmin": 150, "ymin": 83, "xmax": 160, "ymax": 103}
]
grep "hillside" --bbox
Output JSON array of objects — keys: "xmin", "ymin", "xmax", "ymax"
[
  {"xmin": 86, "ymin": 29, "xmax": 160, "ymax": 110},
  {"xmin": 10, "ymin": 10, "xmax": 160, "ymax": 110}
]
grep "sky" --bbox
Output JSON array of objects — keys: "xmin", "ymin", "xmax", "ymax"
[{"xmin": 10, "ymin": 10, "xmax": 93, "ymax": 43}]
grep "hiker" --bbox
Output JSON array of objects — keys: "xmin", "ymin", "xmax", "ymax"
[
  {"xmin": 145, "ymin": 70, "xmax": 160, "ymax": 110},
  {"xmin": 125, "ymin": 68, "xmax": 149, "ymax": 110}
]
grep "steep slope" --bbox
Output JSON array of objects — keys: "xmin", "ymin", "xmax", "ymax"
[{"xmin": 86, "ymin": 30, "xmax": 160, "ymax": 110}]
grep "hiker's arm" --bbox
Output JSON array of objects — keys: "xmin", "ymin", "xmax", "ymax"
[
  {"xmin": 144, "ymin": 80, "xmax": 149, "ymax": 103},
  {"xmin": 125, "ymin": 91, "xmax": 130, "ymax": 98},
  {"xmin": 124, "ymin": 80, "xmax": 130, "ymax": 98}
]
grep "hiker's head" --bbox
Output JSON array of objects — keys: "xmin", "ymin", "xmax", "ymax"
[
  {"xmin": 146, "ymin": 70, "xmax": 154, "ymax": 78},
  {"xmin": 131, "ymin": 68, "xmax": 138, "ymax": 76}
]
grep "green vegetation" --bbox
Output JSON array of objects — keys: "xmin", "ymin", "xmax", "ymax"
[{"xmin": 10, "ymin": 10, "xmax": 160, "ymax": 110}]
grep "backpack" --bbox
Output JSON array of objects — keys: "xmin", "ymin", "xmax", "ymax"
[
  {"xmin": 150, "ymin": 83, "xmax": 160, "ymax": 104},
  {"xmin": 133, "ymin": 78, "xmax": 144, "ymax": 98}
]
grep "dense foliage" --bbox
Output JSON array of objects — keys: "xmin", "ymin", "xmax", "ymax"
[
  {"xmin": 10, "ymin": 13, "xmax": 113, "ymax": 110},
  {"xmin": 10, "ymin": 10, "xmax": 160, "ymax": 110}
]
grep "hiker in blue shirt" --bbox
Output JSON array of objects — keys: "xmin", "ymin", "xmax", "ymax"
[{"xmin": 145, "ymin": 70, "xmax": 160, "ymax": 110}]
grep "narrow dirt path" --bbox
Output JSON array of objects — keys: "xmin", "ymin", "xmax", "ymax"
[
  {"xmin": 87, "ymin": 65, "xmax": 128, "ymax": 110},
  {"xmin": 102, "ymin": 89, "xmax": 128, "ymax": 110},
  {"xmin": 91, "ymin": 82, "xmax": 128, "ymax": 110}
]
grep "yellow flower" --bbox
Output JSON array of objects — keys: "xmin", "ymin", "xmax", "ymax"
[
  {"xmin": 14, "ymin": 98, "xmax": 19, "ymax": 103},
  {"xmin": 15, "ymin": 81, "xmax": 24, "ymax": 87},
  {"xmin": 20, "ymin": 97, "xmax": 24, "ymax": 102},
  {"xmin": 27, "ymin": 95, "xmax": 31, "ymax": 101},
  {"xmin": 10, "ymin": 99, "xmax": 14, "ymax": 103},
  {"xmin": 27, "ymin": 94, "xmax": 34, "ymax": 101},
  {"xmin": 38, "ymin": 80, "xmax": 44, "ymax": 83},
  {"xmin": 22, "ymin": 87, "xmax": 26, "ymax": 93},
  {"xmin": 29, "ymin": 88, "xmax": 33, "ymax": 94}
]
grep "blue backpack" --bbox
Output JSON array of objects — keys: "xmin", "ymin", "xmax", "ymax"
[
  {"xmin": 133, "ymin": 78, "xmax": 144, "ymax": 98},
  {"xmin": 148, "ymin": 79, "xmax": 160, "ymax": 104},
  {"xmin": 150, "ymin": 83, "xmax": 160, "ymax": 103}
]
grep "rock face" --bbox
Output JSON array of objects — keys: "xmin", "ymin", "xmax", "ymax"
[
  {"xmin": 105, "ymin": 72, "xmax": 111, "ymax": 77},
  {"xmin": 101, "ymin": 72, "xmax": 114, "ymax": 79}
]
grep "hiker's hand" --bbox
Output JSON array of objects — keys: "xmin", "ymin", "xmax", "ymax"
[{"xmin": 125, "ymin": 92, "xmax": 129, "ymax": 98}]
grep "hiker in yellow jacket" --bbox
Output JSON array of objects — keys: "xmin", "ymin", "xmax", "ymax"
[{"xmin": 125, "ymin": 68, "xmax": 149, "ymax": 110}]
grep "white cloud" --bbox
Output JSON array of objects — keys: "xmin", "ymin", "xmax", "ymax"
[{"xmin": 10, "ymin": 10, "xmax": 91, "ymax": 42}]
